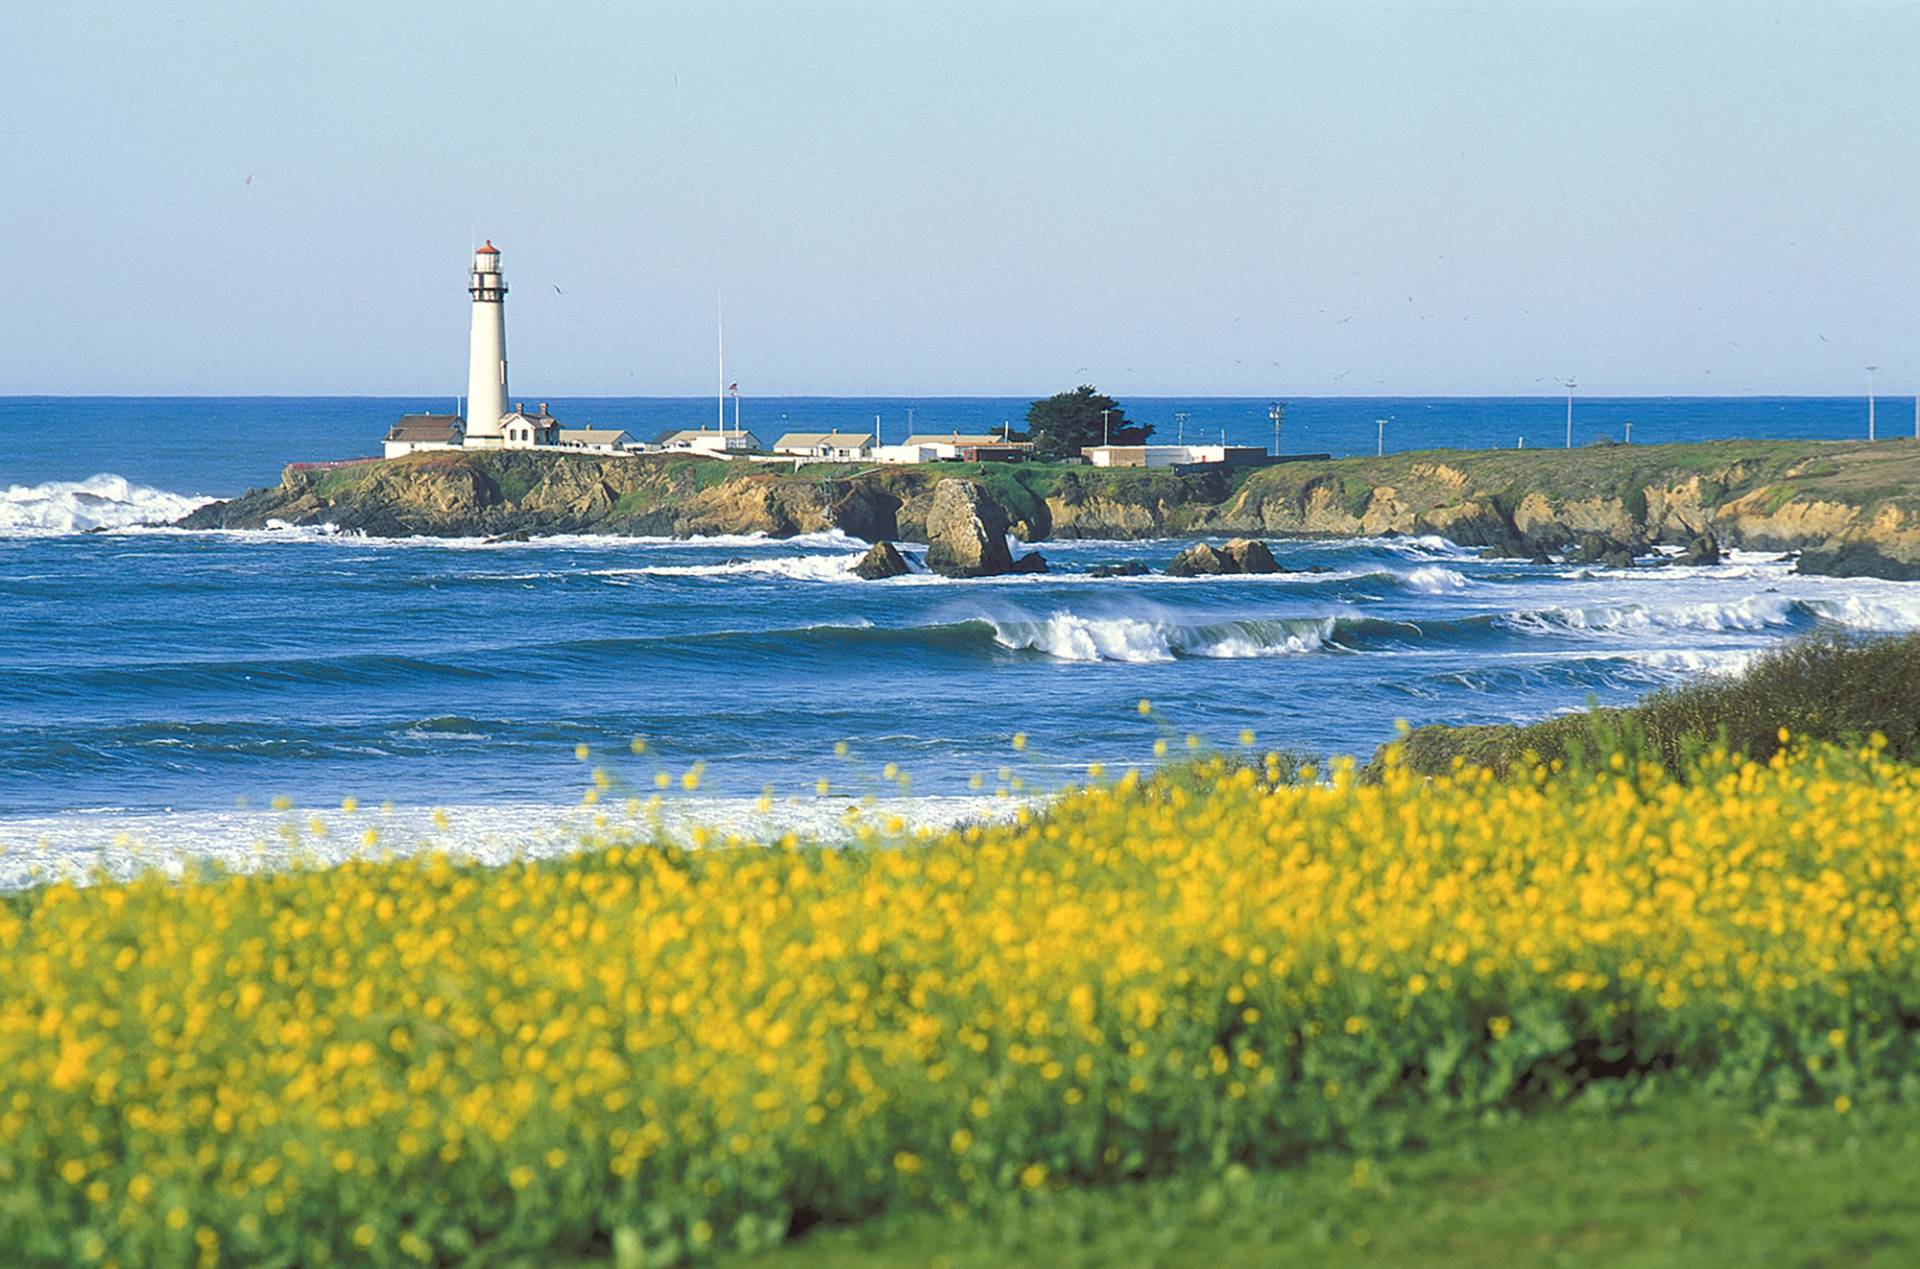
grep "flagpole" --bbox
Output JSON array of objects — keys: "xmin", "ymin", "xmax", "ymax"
[{"xmin": 716, "ymin": 294, "xmax": 725, "ymax": 434}]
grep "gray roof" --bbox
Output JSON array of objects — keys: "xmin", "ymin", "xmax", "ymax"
[
  {"xmin": 900, "ymin": 433, "xmax": 1023, "ymax": 448},
  {"xmin": 385, "ymin": 414, "xmax": 463, "ymax": 442},
  {"xmin": 774, "ymin": 431, "xmax": 873, "ymax": 449},
  {"xmin": 658, "ymin": 428, "xmax": 764, "ymax": 448},
  {"xmin": 558, "ymin": 428, "xmax": 632, "ymax": 444}
]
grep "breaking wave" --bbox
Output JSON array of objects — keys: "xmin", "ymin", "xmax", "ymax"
[
  {"xmin": 0, "ymin": 474, "xmax": 214, "ymax": 535},
  {"xmin": 987, "ymin": 615, "xmax": 1336, "ymax": 663}
]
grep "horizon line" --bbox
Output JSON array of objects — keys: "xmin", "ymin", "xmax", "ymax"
[{"xmin": 0, "ymin": 391, "xmax": 1907, "ymax": 403}]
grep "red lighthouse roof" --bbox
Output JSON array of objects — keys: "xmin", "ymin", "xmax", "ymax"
[{"xmin": 476, "ymin": 240, "xmax": 499, "ymax": 254}]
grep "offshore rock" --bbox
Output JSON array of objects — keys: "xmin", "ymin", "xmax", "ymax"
[
  {"xmin": 1569, "ymin": 533, "xmax": 1638, "ymax": 569},
  {"xmin": 924, "ymin": 480, "xmax": 1016, "ymax": 577},
  {"xmin": 851, "ymin": 541, "xmax": 911, "ymax": 580},
  {"xmin": 1009, "ymin": 550, "xmax": 1049, "ymax": 574},
  {"xmin": 1087, "ymin": 560, "xmax": 1152, "ymax": 578},
  {"xmin": 1166, "ymin": 538, "xmax": 1281, "ymax": 577},
  {"xmin": 1795, "ymin": 540, "xmax": 1920, "ymax": 581},
  {"xmin": 1678, "ymin": 533, "xmax": 1722, "ymax": 566}
]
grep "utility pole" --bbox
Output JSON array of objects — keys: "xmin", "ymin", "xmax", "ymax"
[
  {"xmin": 1175, "ymin": 410, "xmax": 1189, "ymax": 444},
  {"xmin": 874, "ymin": 413, "xmax": 882, "ymax": 449},
  {"xmin": 1867, "ymin": 365, "xmax": 1878, "ymax": 441},
  {"xmin": 1101, "ymin": 407, "xmax": 1113, "ymax": 446},
  {"xmin": 907, "ymin": 407, "xmax": 914, "ymax": 436},
  {"xmin": 1376, "ymin": 416, "xmax": 1390, "ymax": 457},
  {"xmin": 1268, "ymin": 401, "xmax": 1286, "ymax": 456},
  {"xmin": 1562, "ymin": 378, "xmax": 1577, "ymax": 449},
  {"xmin": 1624, "ymin": 420, "xmax": 1633, "ymax": 445}
]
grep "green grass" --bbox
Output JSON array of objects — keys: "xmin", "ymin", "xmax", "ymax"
[
  {"xmin": 1383, "ymin": 631, "xmax": 1920, "ymax": 778},
  {"xmin": 714, "ymin": 1095, "xmax": 1920, "ymax": 1269}
]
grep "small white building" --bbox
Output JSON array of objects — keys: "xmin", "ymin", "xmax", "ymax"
[
  {"xmin": 773, "ymin": 431, "xmax": 873, "ymax": 461},
  {"xmin": 873, "ymin": 433, "xmax": 1034, "ymax": 464},
  {"xmin": 657, "ymin": 427, "xmax": 764, "ymax": 457},
  {"xmin": 1082, "ymin": 444, "xmax": 1269, "ymax": 468},
  {"xmin": 384, "ymin": 414, "xmax": 465, "ymax": 458},
  {"xmin": 899, "ymin": 432, "xmax": 1007, "ymax": 461},
  {"xmin": 557, "ymin": 427, "xmax": 635, "ymax": 454},
  {"xmin": 496, "ymin": 403, "xmax": 561, "ymax": 449}
]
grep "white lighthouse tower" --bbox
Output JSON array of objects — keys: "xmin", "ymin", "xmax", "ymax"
[{"xmin": 464, "ymin": 241, "xmax": 509, "ymax": 443}]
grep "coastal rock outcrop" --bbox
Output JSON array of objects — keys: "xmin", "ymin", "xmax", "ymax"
[
  {"xmin": 924, "ymin": 480, "xmax": 1018, "ymax": 577},
  {"xmin": 173, "ymin": 440, "xmax": 1920, "ymax": 571},
  {"xmin": 1166, "ymin": 539, "xmax": 1281, "ymax": 577},
  {"xmin": 1568, "ymin": 533, "xmax": 1639, "ymax": 569},
  {"xmin": 851, "ymin": 541, "xmax": 911, "ymax": 579},
  {"xmin": 1677, "ymin": 533, "xmax": 1721, "ymax": 567},
  {"xmin": 1794, "ymin": 540, "xmax": 1920, "ymax": 581}
]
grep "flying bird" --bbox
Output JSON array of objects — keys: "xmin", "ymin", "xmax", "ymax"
[
  {"xmin": 243, "ymin": 174, "xmax": 252, "ymax": 186},
  {"xmin": 553, "ymin": 285, "xmax": 563, "ymax": 295}
]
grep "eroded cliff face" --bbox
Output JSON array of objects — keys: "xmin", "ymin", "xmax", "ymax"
[{"xmin": 174, "ymin": 440, "xmax": 1920, "ymax": 576}]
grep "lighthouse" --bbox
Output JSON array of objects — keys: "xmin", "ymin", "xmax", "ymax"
[
  {"xmin": 379, "ymin": 240, "xmax": 579, "ymax": 456},
  {"xmin": 464, "ymin": 241, "xmax": 509, "ymax": 442}
]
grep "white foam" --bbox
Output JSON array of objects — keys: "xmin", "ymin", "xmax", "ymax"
[
  {"xmin": 1803, "ymin": 592, "xmax": 1920, "ymax": 631},
  {"xmin": 990, "ymin": 614, "xmax": 1332, "ymax": 663},
  {"xmin": 1619, "ymin": 648, "xmax": 1765, "ymax": 677},
  {"xmin": 0, "ymin": 474, "xmax": 214, "ymax": 535},
  {"xmin": 0, "ymin": 793, "xmax": 1021, "ymax": 890},
  {"xmin": 1504, "ymin": 592, "xmax": 1802, "ymax": 637},
  {"xmin": 1401, "ymin": 566, "xmax": 1472, "ymax": 593},
  {"xmin": 613, "ymin": 552, "xmax": 871, "ymax": 582}
]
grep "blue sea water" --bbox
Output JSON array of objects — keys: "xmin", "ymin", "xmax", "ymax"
[{"xmin": 3, "ymin": 395, "xmax": 1917, "ymax": 880}]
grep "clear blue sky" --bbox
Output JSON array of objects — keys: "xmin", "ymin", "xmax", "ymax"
[{"xmin": 4, "ymin": 1, "xmax": 1915, "ymax": 396}]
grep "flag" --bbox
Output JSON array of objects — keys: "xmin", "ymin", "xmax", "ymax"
[{"xmin": 727, "ymin": 383, "xmax": 739, "ymax": 395}]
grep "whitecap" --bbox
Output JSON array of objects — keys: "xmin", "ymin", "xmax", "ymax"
[
  {"xmin": 989, "ymin": 614, "xmax": 1333, "ymax": 663},
  {"xmin": 0, "ymin": 474, "xmax": 215, "ymax": 535}
]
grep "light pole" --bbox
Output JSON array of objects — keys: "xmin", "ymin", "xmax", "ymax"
[
  {"xmin": 1101, "ymin": 408, "xmax": 1112, "ymax": 446},
  {"xmin": 1268, "ymin": 401, "xmax": 1286, "ymax": 456},
  {"xmin": 1562, "ymin": 378, "xmax": 1577, "ymax": 449},
  {"xmin": 1376, "ymin": 416, "xmax": 1390, "ymax": 457},
  {"xmin": 1175, "ymin": 410, "xmax": 1189, "ymax": 444},
  {"xmin": 1623, "ymin": 420, "xmax": 1633, "ymax": 445},
  {"xmin": 1867, "ymin": 366, "xmax": 1878, "ymax": 441}
]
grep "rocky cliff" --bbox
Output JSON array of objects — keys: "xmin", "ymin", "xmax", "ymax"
[{"xmin": 176, "ymin": 439, "xmax": 1920, "ymax": 576}]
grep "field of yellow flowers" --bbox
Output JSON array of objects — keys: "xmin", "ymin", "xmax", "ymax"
[{"xmin": 3, "ymin": 735, "xmax": 1918, "ymax": 1266}]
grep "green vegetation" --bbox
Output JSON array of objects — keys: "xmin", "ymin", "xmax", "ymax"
[
  {"xmin": 1385, "ymin": 631, "xmax": 1920, "ymax": 777},
  {"xmin": 7, "ymin": 722, "xmax": 1919, "ymax": 1264},
  {"xmin": 1023, "ymin": 385, "xmax": 1151, "ymax": 461},
  {"xmin": 728, "ymin": 1095, "xmax": 1920, "ymax": 1268}
]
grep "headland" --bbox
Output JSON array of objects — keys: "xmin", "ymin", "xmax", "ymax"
[{"xmin": 178, "ymin": 436, "xmax": 1920, "ymax": 577}]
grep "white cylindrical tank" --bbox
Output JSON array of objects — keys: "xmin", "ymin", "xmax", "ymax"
[{"xmin": 465, "ymin": 241, "xmax": 509, "ymax": 439}]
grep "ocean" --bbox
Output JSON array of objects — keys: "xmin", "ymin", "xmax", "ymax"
[{"xmin": 3, "ymin": 394, "xmax": 1916, "ymax": 885}]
